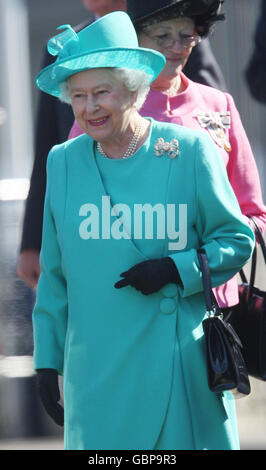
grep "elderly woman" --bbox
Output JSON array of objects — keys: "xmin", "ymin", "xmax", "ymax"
[
  {"xmin": 33, "ymin": 12, "xmax": 254, "ymax": 450},
  {"xmin": 70, "ymin": 0, "xmax": 266, "ymax": 310}
]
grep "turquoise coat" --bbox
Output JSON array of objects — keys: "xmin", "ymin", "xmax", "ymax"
[{"xmin": 33, "ymin": 118, "xmax": 254, "ymax": 450}]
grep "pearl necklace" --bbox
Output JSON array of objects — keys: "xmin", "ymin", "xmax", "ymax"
[
  {"xmin": 96, "ymin": 120, "xmax": 144, "ymax": 160},
  {"xmin": 163, "ymin": 76, "xmax": 182, "ymax": 97}
]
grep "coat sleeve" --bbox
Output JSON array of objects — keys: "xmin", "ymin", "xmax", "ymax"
[
  {"xmin": 20, "ymin": 50, "xmax": 57, "ymax": 252},
  {"xmin": 225, "ymin": 92, "xmax": 266, "ymax": 235},
  {"xmin": 32, "ymin": 146, "xmax": 68, "ymax": 375},
  {"xmin": 245, "ymin": 0, "xmax": 266, "ymax": 103},
  {"xmin": 20, "ymin": 49, "xmax": 74, "ymax": 253},
  {"xmin": 169, "ymin": 133, "xmax": 255, "ymax": 298}
]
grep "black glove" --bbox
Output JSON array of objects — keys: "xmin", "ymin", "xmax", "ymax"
[
  {"xmin": 36, "ymin": 368, "xmax": 64, "ymax": 426},
  {"xmin": 114, "ymin": 257, "xmax": 182, "ymax": 295}
]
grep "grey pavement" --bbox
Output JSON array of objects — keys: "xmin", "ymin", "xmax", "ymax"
[
  {"xmin": 0, "ymin": 437, "xmax": 265, "ymax": 450},
  {"xmin": 0, "ymin": 437, "xmax": 64, "ymax": 450}
]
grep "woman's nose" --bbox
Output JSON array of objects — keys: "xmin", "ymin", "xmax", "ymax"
[
  {"xmin": 85, "ymin": 97, "xmax": 99, "ymax": 114},
  {"xmin": 169, "ymin": 39, "xmax": 184, "ymax": 53}
]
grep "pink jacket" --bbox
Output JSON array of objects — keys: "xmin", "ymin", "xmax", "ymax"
[{"xmin": 68, "ymin": 73, "xmax": 266, "ymax": 307}]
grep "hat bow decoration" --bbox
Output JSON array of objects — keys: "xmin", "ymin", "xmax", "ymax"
[{"xmin": 47, "ymin": 25, "xmax": 80, "ymax": 59}]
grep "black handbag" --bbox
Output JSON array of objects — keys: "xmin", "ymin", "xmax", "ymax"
[
  {"xmin": 198, "ymin": 249, "xmax": 251, "ymax": 398},
  {"xmin": 228, "ymin": 217, "xmax": 266, "ymax": 381}
]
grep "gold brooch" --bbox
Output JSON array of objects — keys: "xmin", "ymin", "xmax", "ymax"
[{"xmin": 154, "ymin": 138, "xmax": 179, "ymax": 159}]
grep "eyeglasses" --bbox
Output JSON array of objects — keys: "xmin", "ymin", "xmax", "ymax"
[{"xmin": 142, "ymin": 31, "xmax": 201, "ymax": 49}]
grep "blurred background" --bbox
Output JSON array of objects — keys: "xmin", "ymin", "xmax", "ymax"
[{"xmin": 0, "ymin": 0, "xmax": 265, "ymax": 450}]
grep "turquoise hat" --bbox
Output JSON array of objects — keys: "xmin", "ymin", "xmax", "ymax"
[{"xmin": 35, "ymin": 12, "xmax": 166, "ymax": 98}]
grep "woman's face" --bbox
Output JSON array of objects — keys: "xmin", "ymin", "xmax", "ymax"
[
  {"xmin": 138, "ymin": 17, "xmax": 196, "ymax": 82},
  {"xmin": 69, "ymin": 68, "xmax": 136, "ymax": 144}
]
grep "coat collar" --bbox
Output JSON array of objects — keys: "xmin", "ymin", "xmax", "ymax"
[{"xmin": 142, "ymin": 73, "xmax": 201, "ymax": 116}]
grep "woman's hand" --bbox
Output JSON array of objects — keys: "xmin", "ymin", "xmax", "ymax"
[
  {"xmin": 36, "ymin": 368, "xmax": 64, "ymax": 426},
  {"xmin": 114, "ymin": 257, "xmax": 182, "ymax": 295},
  {"xmin": 16, "ymin": 249, "xmax": 40, "ymax": 289}
]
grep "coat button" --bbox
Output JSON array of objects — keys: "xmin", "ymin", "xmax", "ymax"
[
  {"xmin": 160, "ymin": 297, "xmax": 177, "ymax": 315},
  {"xmin": 161, "ymin": 283, "xmax": 178, "ymax": 298}
]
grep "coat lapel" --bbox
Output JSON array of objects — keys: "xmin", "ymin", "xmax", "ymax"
[{"xmin": 85, "ymin": 137, "xmax": 149, "ymax": 261}]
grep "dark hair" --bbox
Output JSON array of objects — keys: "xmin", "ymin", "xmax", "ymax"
[
  {"xmin": 134, "ymin": 1, "xmax": 225, "ymax": 38},
  {"xmin": 194, "ymin": 1, "xmax": 225, "ymax": 36}
]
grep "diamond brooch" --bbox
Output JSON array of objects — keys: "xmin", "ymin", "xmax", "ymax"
[{"xmin": 154, "ymin": 138, "xmax": 179, "ymax": 159}]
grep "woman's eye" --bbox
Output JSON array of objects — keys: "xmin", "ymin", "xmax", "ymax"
[
  {"xmin": 97, "ymin": 90, "xmax": 108, "ymax": 95},
  {"xmin": 156, "ymin": 34, "xmax": 170, "ymax": 40},
  {"xmin": 73, "ymin": 93, "xmax": 85, "ymax": 98}
]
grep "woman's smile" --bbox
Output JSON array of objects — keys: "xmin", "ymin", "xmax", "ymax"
[
  {"xmin": 165, "ymin": 56, "xmax": 183, "ymax": 62},
  {"xmin": 87, "ymin": 116, "xmax": 110, "ymax": 127}
]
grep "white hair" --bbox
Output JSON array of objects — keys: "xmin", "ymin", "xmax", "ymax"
[{"xmin": 59, "ymin": 67, "xmax": 150, "ymax": 110}]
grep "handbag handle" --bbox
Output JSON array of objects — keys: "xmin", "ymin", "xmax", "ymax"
[
  {"xmin": 197, "ymin": 248, "xmax": 221, "ymax": 316},
  {"xmin": 240, "ymin": 218, "xmax": 266, "ymax": 282},
  {"xmin": 249, "ymin": 217, "xmax": 266, "ymax": 263},
  {"xmin": 240, "ymin": 217, "xmax": 266, "ymax": 305}
]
